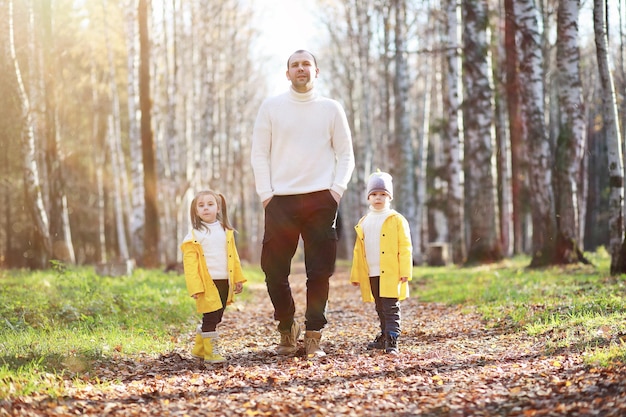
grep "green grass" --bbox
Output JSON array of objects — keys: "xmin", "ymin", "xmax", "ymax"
[
  {"xmin": 1, "ymin": 250, "xmax": 625, "ymax": 399},
  {"xmin": 413, "ymin": 247, "xmax": 626, "ymax": 366},
  {"xmin": 0, "ymin": 263, "xmax": 264, "ymax": 398}
]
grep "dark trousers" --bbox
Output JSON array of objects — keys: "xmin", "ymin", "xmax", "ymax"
[
  {"xmin": 369, "ymin": 276, "xmax": 401, "ymax": 336},
  {"xmin": 261, "ymin": 190, "xmax": 339, "ymax": 332},
  {"xmin": 201, "ymin": 280, "xmax": 229, "ymax": 332}
]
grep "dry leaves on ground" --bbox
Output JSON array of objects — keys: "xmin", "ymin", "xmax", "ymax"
[{"xmin": 2, "ymin": 264, "xmax": 625, "ymax": 416}]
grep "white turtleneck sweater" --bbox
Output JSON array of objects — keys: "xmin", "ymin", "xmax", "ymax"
[
  {"xmin": 189, "ymin": 221, "xmax": 228, "ymax": 280},
  {"xmin": 361, "ymin": 204, "xmax": 394, "ymax": 277},
  {"xmin": 251, "ymin": 86, "xmax": 355, "ymax": 202}
]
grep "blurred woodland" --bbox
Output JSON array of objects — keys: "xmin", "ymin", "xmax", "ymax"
[{"xmin": 1, "ymin": 0, "xmax": 625, "ymax": 274}]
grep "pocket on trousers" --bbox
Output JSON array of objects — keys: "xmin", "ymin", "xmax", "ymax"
[{"xmin": 325, "ymin": 190, "xmax": 339, "ymax": 207}]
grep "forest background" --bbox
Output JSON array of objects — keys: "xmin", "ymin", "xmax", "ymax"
[{"xmin": 1, "ymin": 0, "xmax": 625, "ymax": 274}]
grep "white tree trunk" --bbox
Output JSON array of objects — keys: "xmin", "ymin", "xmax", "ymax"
[
  {"xmin": 107, "ymin": 115, "xmax": 130, "ymax": 261},
  {"xmin": 444, "ymin": 0, "xmax": 465, "ymax": 263},
  {"xmin": 554, "ymin": 0, "xmax": 587, "ymax": 262},
  {"xmin": 103, "ymin": 0, "xmax": 131, "ymax": 261},
  {"xmin": 462, "ymin": 0, "xmax": 502, "ymax": 262},
  {"xmin": 515, "ymin": 0, "xmax": 557, "ymax": 266},
  {"xmin": 87, "ymin": 57, "xmax": 107, "ymax": 264},
  {"xmin": 124, "ymin": 0, "xmax": 145, "ymax": 261},
  {"xmin": 593, "ymin": 0, "xmax": 624, "ymax": 274},
  {"xmin": 152, "ymin": 0, "xmax": 180, "ymax": 265},
  {"xmin": 392, "ymin": 0, "xmax": 419, "ymax": 263},
  {"xmin": 9, "ymin": 0, "xmax": 52, "ymax": 268}
]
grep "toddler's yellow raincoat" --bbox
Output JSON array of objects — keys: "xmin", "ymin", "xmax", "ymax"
[{"xmin": 350, "ymin": 211, "xmax": 413, "ymax": 302}]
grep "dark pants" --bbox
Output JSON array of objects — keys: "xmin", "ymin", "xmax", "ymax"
[
  {"xmin": 369, "ymin": 276, "xmax": 401, "ymax": 337},
  {"xmin": 261, "ymin": 190, "xmax": 338, "ymax": 332},
  {"xmin": 201, "ymin": 280, "xmax": 229, "ymax": 332}
]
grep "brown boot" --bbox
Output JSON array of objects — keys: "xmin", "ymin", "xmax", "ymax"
[
  {"xmin": 276, "ymin": 322, "xmax": 300, "ymax": 355},
  {"xmin": 304, "ymin": 330, "xmax": 326, "ymax": 358}
]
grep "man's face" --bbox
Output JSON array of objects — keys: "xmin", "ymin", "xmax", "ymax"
[{"xmin": 286, "ymin": 51, "xmax": 319, "ymax": 93}]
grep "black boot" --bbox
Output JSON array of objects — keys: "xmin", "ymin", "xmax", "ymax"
[
  {"xmin": 384, "ymin": 333, "xmax": 399, "ymax": 355},
  {"xmin": 366, "ymin": 333, "xmax": 385, "ymax": 350}
]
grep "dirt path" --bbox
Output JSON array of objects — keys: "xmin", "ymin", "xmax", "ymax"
[{"xmin": 3, "ymin": 264, "xmax": 626, "ymax": 416}]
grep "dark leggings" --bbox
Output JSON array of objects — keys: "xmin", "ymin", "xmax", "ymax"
[
  {"xmin": 369, "ymin": 276, "xmax": 401, "ymax": 336},
  {"xmin": 201, "ymin": 280, "xmax": 229, "ymax": 332}
]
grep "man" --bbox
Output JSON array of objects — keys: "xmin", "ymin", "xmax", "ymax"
[{"xmin": 251, "ymin": 50, "xmax": 355, "ymax": 358}]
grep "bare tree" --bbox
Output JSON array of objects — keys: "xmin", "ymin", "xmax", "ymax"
[
  {"xmin": 9, "ymin": 0, "xmax": 52, "ymax": 269},
  {"xmin": 515, "ymin": 0, "xmax": 558, "ymax": 267},
  {"xmin": 504, "ymin": 0, "xmax": 528, "ymax": 256},
  {"xmin": 103, "ymin": 0, "xmax": 130, "ymax": 263},
  {"xmin": 139, "ymin": 0, "xmax": 159, "ymax": 268},
  {"xmin": 124, "ymin": 0, "xmax": 145, "ymax": 262},
  {"xmin": 554, "ymin": 0, "xmax": 589, "ymax": 264},
  {"xmin": 146, "ymin": 0, "xmax": 263, "ymax": 264},
  {"xmin": 317, "ymin": 0, "xmax": 377, "ymax": 257},
  {"xmin": 593, "ymin": 0, "xmax": 625, "ymax": 274},
  {"xmin": 391, "ymin": 0, "xmax": 419, "ymax": 262},
  {"xmin": 39, "ymin": 0, "xmax": 75, "ymax": 264},
  {"xmin": 443, "ymin": 0, "xmax": 465, "ymax": 264},
  {"xmin": 490, "ymin": 2, "xmax": 513, "ymax": 258},
  {"xmin": 462, "ymin": 0, "xmax": 502, "ymax": 263}
]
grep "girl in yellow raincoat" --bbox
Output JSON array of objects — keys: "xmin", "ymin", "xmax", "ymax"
[
  {"xmin": 350, "ymin": 171, "xmax": 412, "ymax": 354},
  {"xmin": 180, "ymin": 190, "xmax": 246, "ymax": 363}
]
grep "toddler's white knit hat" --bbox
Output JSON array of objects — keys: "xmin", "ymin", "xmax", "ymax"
[{"xmin": 367, "ymin": 170, "xmax": 393, "ymax": 199}]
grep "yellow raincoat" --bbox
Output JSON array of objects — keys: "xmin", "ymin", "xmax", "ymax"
[
  {"xmin": 350, "ymin": 211, "xmax": 413, "ymax": 302},
  {"xmin": 180, "ymin": 229, "xmax": 247, "ymax": 314}
]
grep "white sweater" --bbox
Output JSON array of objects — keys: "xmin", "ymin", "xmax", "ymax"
[
  {"xmin": 183, "ymin": 221, "xmax": 228, "ymax": 280},
  {"xmin": 251, "ymin": 86, "xmax": 355, "ymax": 202},
  {"xmin": 361, "ymin": 204, "xmax": 393, "ymax": 277}
]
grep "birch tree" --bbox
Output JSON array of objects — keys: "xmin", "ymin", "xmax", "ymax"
[
  {"xmin": 41, "ymin": 0, "xmax": 76, "ymax": 264},
  {"xmin": 593, "ymin": 0, "xmax": 625, "ymax": 274},
  {"xmin": 443, "ymin": 0, "xmax": 465, "ymax": 263},
  {"xmin": 124, "ymin": 0, "xmax": 145, "ymax": 262},
  {"xmin": 515, "ymin": 0, "xmax": 557, "ymax": 267},
  {"xmin": 150, "ymin": 0, "xmax": 178, "ymax": 265},
  {"xmin": 9, "ymin": 0, "xmax": 52, "ymax": 269},
  {"xmin": 554, "ymin": 0, "xmax": 588, "ymax": 263},
  {"xmin": 391, "ymin": 0, "xmax": 419, "ymax": 262},
  {"xmin": 318, "ymin": 0, "xmax": 377, "ymax": 257},
  {"xmin": 341, "ymin": 0, "xmax": 375, "ymax": 258},
  {"xmin": 0, "ymin": 0, "xmax": 23, "ymax": 267},
  {"xmin": 103, "ymin": 1, "xmax": 130, "ymax": 262},
  {"xmin": 462, "ymin": 0, "xmax": 502, "ymax": 263},
  {"xmin": 88, "ymin": 59, "xmax": 108, "ymax": 264}
]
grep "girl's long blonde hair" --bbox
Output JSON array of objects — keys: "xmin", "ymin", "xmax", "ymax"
[{"xmin": 189, "ymin": 190, "xmax": 235, "ymax": 232}]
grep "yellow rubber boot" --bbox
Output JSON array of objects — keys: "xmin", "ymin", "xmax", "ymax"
[
  {"xmin": 202, "ymin": 331, "xmax": 226, "ymax": 363},
  {"xmin": 191, "ymin": 326, "xmax": 204, "ymax": 359}
]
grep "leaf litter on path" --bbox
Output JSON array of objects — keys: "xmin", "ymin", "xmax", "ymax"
[{"xmin": 2, "ymin": 263, "xmax": 625, "ymax": 416}]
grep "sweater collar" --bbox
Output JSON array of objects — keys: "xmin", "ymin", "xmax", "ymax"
[
  {"xmin": 368, "ymin": 203, "xmax": 392, "ymax": 215},
  {"xmin": 289, "ymin": 86, "xmax": 317, "ymax": 102},
  {"xmin": 201, "ymin": 220, "xmax": 220, "ymax": 227}
]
